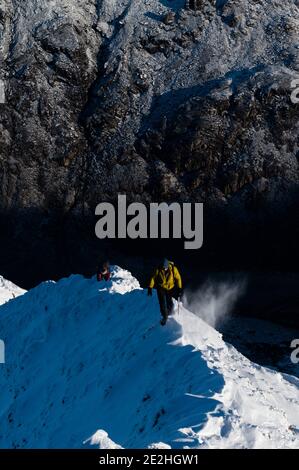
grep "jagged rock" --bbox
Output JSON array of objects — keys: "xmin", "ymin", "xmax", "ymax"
[
  {"xmin": 0, "ymin": 0, "xmax": 298, "ymax": 284},
  {"xmin": 186, "ymin": 0, "xmax": 216, "ymax": 11},
  {"xmin": 163, "ymin": 11, "xmax": 176, "ymax": 25},
  {"xmin": 186, "ymin": 0, "xmax": 203, "ymax": 10}
]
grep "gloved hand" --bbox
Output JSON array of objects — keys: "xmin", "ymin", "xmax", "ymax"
[{"xmin": 147, "ymin": 287, "xmax": 152, "ymax": 297}]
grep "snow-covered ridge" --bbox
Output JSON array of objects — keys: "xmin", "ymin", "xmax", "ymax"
[
  {"xmin": 0, "ymin": 276, "xmax": 26, "ymax": 306},
  {"xmin": 0, "ymin": 267, "xmax": 298, "ymax": 449}
]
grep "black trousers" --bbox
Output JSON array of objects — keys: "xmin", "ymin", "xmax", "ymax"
[{"xmin": 157, "ymin": 288, "xmax": 174, "ymax": 320}]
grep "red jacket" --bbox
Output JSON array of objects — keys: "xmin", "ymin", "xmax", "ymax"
[{"xmin": 97, "ymin": 271, "xmax": 111, "ymax": 282}]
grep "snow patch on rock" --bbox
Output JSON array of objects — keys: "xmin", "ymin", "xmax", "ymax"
[{"xmin": 0, "ymin": 276, "xmax": 26, "ymax": 306}]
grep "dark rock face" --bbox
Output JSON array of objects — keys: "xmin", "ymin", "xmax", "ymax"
[
  {"xmin": 186, "ymin": 0, "xmax": 208, "ymax": 11},
  {"xmin": 0, "ymin": 0, "xmax": 298, "ymax": 286}
]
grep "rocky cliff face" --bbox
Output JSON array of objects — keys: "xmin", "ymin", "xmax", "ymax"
[{"xmin": 0, "ymin": 0, "xmax": 298, "ymax": 285}]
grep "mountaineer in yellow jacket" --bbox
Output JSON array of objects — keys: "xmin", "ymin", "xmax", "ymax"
[{"xmin": 148, "ymin": 259, "xmax": 183, "ymax": 325}]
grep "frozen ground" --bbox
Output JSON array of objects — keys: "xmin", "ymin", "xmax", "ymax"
[{"xmin": 0, "ymin": 267, "xmax": 298, "ymax": 448}]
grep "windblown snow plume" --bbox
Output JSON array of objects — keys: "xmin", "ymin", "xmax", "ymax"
[{"xmin": 183, "ymin": 279, "xmax": 246, "ymax": 328}]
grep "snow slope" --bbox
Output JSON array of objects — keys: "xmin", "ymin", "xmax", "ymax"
[
  {"xmin": 0, "ymin": 276, "xmax": 26, "ymax": 306},
  {"xmin": 0, "ymin": 267, "xmax": 298, "ymax": 449}
]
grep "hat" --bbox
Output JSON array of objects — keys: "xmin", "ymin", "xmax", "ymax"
[{"xmin": 163, "ymin": 258, "xmax": 169, "ymax": 269}]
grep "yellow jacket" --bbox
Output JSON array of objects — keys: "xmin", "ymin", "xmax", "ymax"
[{"xmin": 149, "ymin": 262, "xmax": 182, "ymax": 291}]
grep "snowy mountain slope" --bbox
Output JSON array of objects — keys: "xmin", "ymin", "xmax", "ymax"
[
  {"xmin": 0, "ymin": 276, "xmax": 26, "ymax": 306},
  {"xmin": 178, "ymin": 309, "xmax": 299, "ymax": 448},
  {"xmin": 0, "ymin": 267, "xmax": 298, "ymax": 449}
]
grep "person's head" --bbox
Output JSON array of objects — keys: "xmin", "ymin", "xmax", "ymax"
[
  {"xmin": 162, "ymin": 258, "xmax": 170, "ymax": 271},
  {"xmin": 101, "ymin": 261, "xmax": 110, "ymax": 272}
]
